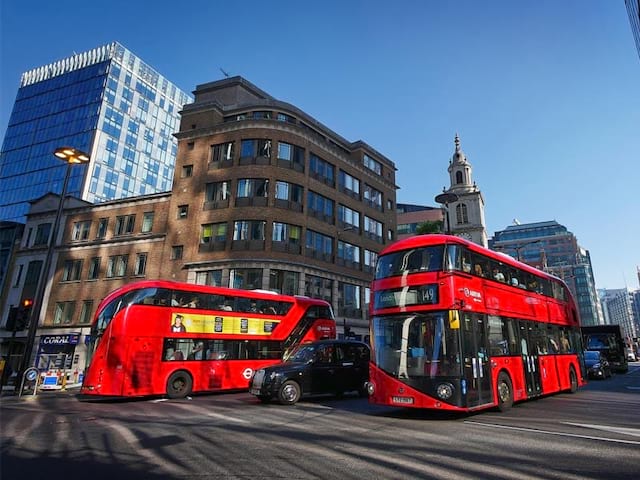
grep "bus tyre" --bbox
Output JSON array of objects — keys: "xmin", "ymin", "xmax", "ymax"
[
  {"xmin": 496, "ymin": 372, "xmax": 513, "ymax": 412},
  {"xmin": 568, "ymin": 367, "xmax": 578, "ymax": 393},
  {"xmin": 278, "ymin": 380, "xmax": 301, "ymax": 405},
  {"xmin": 166, "ymin": 371, "xmax": 193, "ymax": 399}
]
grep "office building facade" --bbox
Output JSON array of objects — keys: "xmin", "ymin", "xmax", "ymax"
[
  {"xmin": 0, "ymin": 42, "xmax": 192, "ymax": 223},
  {"xmin": 490, "ymin": 220, "xmax": 603, "ymax": 326},
  {"xmin": 1, "ymin": 76, "xmax": 397, "ymax": 374}
]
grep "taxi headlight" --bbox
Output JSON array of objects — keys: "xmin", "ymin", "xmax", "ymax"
[{"xmin": 436, "ymin": 382, "xmax": 454, "ymax": 400}]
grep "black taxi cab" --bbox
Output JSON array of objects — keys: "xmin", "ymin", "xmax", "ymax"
[{"xmin": 249, "ymin": 339, "xmax": 370, "ymax": 405}]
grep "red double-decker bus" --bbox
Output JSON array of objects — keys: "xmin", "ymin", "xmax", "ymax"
[
  {"xmin": 367, "ymin": 234, "xmax": 586, "ymax": 412},
  {"xmin": 81, "ymin": 280, "xmax": 336, "ymax": 398}
]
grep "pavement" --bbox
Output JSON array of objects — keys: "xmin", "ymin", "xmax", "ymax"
[{"xmin": 1, "ymin": 383, "xmax": 82, "ymax": 401}]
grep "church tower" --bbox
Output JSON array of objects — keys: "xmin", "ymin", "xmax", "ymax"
[{"xmin": 442, "ymin": 134, "xmax": 487, "ymax": 247}]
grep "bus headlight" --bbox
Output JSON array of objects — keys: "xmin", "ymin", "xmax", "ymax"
[
  {"xmin": 366, "ymin": 381, "xmax": 375, "ymax": 395},
  {"xmin": 436, "ymin": 382, "xmax": 454, "ymax": 400}
]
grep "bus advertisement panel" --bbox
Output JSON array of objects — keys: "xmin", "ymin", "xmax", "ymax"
[
  {"xmin": 80, "ymin": 280, "xmax": 336, "ymax": 398},
  {"xmin": 367, "ymin": 234, "xmax": 586, "ymax": 412}
]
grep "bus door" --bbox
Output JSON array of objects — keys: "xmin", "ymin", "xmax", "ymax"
[
  {"xmin": 519, "ymin": 322, "xmax": 542, "ymax": 397},
  {"xmin": 461, "ymin": 313, "xmax": 493, "ymax": 408}
]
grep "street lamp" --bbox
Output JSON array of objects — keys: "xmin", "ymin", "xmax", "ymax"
[
  {"xmin": 512, "ymin": 239, "xmax": 542, "ymax": 263},
  {"xmin": 16, "ymin": 147, "xmax": 90, "ymax": 390},
  {"xmin": 434, "ymin": 192, "xmax": 458, "ymax": 235}
]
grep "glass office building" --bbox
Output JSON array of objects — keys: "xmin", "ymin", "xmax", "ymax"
[
  {"xmin": 489, "ymin": 221, "xmax": 603, "ymax": 326},
  {"xmin": 0, "ymin": 42, "xmax": 192, "ymax": 222}
]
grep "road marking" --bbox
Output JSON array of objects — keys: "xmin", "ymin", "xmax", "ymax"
[
  {"xmin": 465, "ymin": 421, "xmax": 640, "ymax": 445},
  {"xmin": 563, "ymin": 422, "xmax": 640, "ymax": 438}
]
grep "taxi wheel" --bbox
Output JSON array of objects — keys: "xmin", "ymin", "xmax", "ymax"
[{"xmin": 278, "ymin": 380, "xmax": 301, "ymax": 405}]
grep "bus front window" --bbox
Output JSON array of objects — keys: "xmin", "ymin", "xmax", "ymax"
[{"xmin": 372, "ymin": 313, "xmax": 461, "ymax": 379}]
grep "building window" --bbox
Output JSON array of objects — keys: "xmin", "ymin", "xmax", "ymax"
[
  {"xmin": 171, "ymin": 246, "xmax": 183, "ymax": 260},
  {"xmin": 236, "ymin": 179, "xmax": 268, "ymax": 199},
  {"xmin": 34, "ymin": 223, "xmax": 51, "ymax": 246},
  {"xmin": 79, "ymin": 300, "xmax": 94, "ymax": 325},
  {"xmin": 272, "ymin": 222, "xmax": 301, "ymax": 244},
  {"xmin": 456, "ymin": 203, "xmax": 469, "ymax": 224},
  {"xmin": 307, "ymin": 191, "xmax": 334, "ymax": 221},
  {"xmin": 187, "ymin": 142, "xmax": 194, "ymax": 150},
  {"xmin": 364, "ymin": 184, "xmax": 383, "ymax": 210},
  {"xmin": 229, "ymin": 268, "xmax": 263, "ymax": 290},
  {"xmin": 309, "ymin": 153, "xmax": 335, "ymax": 185},
  {"xmin": 205, "ymin": 181, "xmax": 230, "ymax": 202},
  {"xmin": 337, "ymin": 241, "xmax": 360, "ymax": 265},
  {"xmin": 96, "ymin": 218, "xmax": 108, "ymax": 239},
  {"xmin": 62, "ymin": 260, "xmax": 82, "ymax": 282},
  {"xmin": 181, "ymin": 165, "xmax": 193, "ymax": 178},
  {"xmin": 364, "ymin": 249, "xmax": 377, "ymax": 272},
  {"xmin": 201, "ymin": 223, "xmax": 227, "ymax": 243},
  {"xmin": 233, "ymin": 220, "xmax": 266, "ymax": 241},
  {"xmin": 195, "ymin": 270, "xmax": 222, "ymax": 286},
  {"xmin": 114, "ymin": 215, "xmax": 135, "ymax": 236},
  {"xmin": 305, "ymin": 230, "xmax": 333, "ymax": 257},
  {"xmin": 338, "ymin": 170, "xmax": 360, "ymax": 197},
  {"xmin": 211, "ymin": 141, "xmax": 235, "ymax": 164},
  {"xmin": 456, "ymin": 171, "xmax": 463, "ymax": 184},
  {"xmin": 88, "ymin": 257, "xmax": 100, "ymax": 280},
  {"xmin": 106, "ymin": 255, "xmax": 128, "ymax": 277},
  {"xmin": 339, "ymin": 282, "xmax": 361, "ymax": 318},
  {"xmin": 338, "ymin": 205, "xmax": 360, "ymax": 230},
  {"xmin": 177, "ymin": 205, "xmax": 189, "ymax": 219},
  {"xmin": 277, "ymin": 141, "xmax": 304, "ymax": 170},
  {"xmin": 72, "ymin": 221, "xmax": 91, "ymax": 241},
  {"xmin": 13, "ymin": 264, "xmax": 23, "ymax": 287},
  {"xmin": 275, "ymin": 181, "xmax": 303, "ymax": 202},
  {"xmin": 364, "ymin": 216, "xmax": 383, "ymax": 242},
  {"xmin": 54, "ymin": 302, "xmax": 75, "ymax": 325},
  {"xmin": 241, "ymin": 139, "xmax": 271, "ymax": 158},
  {"xmin": 135, "ymin": 253, "xmax": 148, "ymax": 276},
  {"xmin": 305, "ymin": 275, "xmax": 333, "ymax": 303},
  {"xmin": 141, "ymin": 212, "xmax": 154, "ymax": 233},
  {"xmin": 363, "ymin": 154, "xmax": 382, "ymax": 175},
  {"xmin": 269, "ymin": 270, "xmax": 299, "ymax": 295}
]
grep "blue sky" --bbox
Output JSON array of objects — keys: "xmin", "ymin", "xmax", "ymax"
[{"xmin": 1, "ymin": 1, "xmax": 639, "ymax": 289}]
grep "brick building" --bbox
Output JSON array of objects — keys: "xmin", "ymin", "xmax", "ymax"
[{"xmin": 1, "ymin": 77, "xmax": 397, "ymax": 373}]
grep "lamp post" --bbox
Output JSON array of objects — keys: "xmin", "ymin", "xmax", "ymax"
[
  {"xmin": 434, "ymin": 192, "xmax": 458, "ymax": 235},
  {"xmin": 16, "ymin": 147, "xmax": 90, "ymax": 391},
  {"xmin": 512, "ymin": 239, "xmax": 542, "ymax": 263}
]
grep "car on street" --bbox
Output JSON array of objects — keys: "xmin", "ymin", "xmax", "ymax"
[
  {"xmin": 626, "ymin": 348, "xmax": 637, "ymax": 362},
  {"xmin": 249, "ymin": 339, "xmax": 370, "ymax": 405},
  {"xmin": 584, "ymin": 350, "xmax": 612, "ymax": 379}
]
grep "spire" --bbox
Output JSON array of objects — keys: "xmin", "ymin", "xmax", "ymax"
[{"xmin": 455, "ymin": 133, "xmax": 461, "ymax": 153}]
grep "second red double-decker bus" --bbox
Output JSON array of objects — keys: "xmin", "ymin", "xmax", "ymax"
[
  {"xmin": 367, "ymin": 234, "xmax": 586, "ymax": 412},
  {"xmin": 81, "ymin": 280, "xmax": 336, "ymax": 398}
]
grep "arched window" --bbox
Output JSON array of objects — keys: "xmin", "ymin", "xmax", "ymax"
[
  {"xmin": 456, "ymin": 203, "xmax": 468, "ymax": 224},
  {"xmin": 456, "ymin": 171, "xmax": 463, "ymax": 184}
]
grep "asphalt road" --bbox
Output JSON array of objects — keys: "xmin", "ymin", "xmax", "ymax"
[{"xmin": 1, "ymin": 363, "xmax": 639, "ymax": 480}]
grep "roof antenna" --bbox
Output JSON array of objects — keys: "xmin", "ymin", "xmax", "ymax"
[{"xmin": 220, "ymin": 68, "xmax": 230, "ymax": 78}]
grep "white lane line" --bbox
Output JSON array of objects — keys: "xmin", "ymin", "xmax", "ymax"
[
  {"xmin": 465, "ymin": 421, "xmax": 640, "ymax": 446},
  {"xmin": 563, "ymin": 422, "xmax": 640, "ymax": 438}
]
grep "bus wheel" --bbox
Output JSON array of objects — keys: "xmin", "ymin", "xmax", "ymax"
[
  {"xmin": 496, "ymin": 372, "xmax": 513, "ymax": 412},
  {"xmin": 568, "ymin": 367, "xmax": 578, "ymax": 393},
  {"xmin": 278, "ymin": 380, "xmax": 301, "ymax": 405},
  {"xmin": 166, "ymin": 371, "xmax": 193, "ymax": 399}
]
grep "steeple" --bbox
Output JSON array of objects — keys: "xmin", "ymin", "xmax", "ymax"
[{"xmin": 448, "ymin": 134, "xmax": 474, "ymax": 193}]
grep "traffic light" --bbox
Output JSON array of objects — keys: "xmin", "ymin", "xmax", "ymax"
[{"xmin": 15, "ymin": 299, "xmax": 33, "ymax": 331}]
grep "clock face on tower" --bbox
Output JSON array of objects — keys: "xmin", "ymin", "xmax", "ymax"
[{"xmin": 459, "ymin": 232, "xmax": 473, "ymax": 240}]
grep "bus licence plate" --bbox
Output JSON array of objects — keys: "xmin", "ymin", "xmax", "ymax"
[{"xmin": 392, "ymin": 396, "xmax": 414, "ymax": 405}]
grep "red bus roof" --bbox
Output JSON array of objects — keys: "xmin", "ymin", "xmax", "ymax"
[
  {"xmin": 94, "ymin": 279, "xmax": 330, "ymax": 321},
  {"xmin": 379, "ymin": 234, "xmax": 563, "ymax": 283}
]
